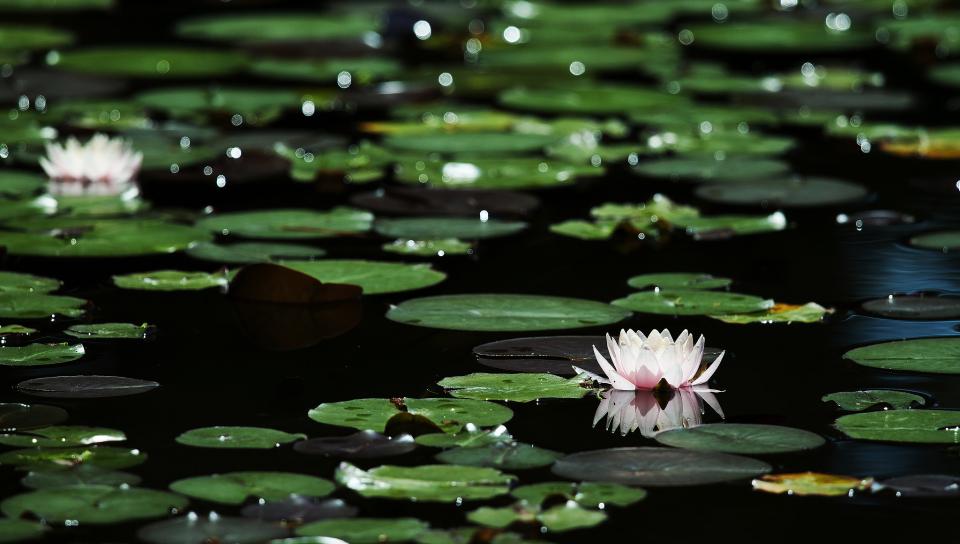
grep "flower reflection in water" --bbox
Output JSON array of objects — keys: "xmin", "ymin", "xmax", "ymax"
[{"xmin": 593, "ymin": 388, "xmax": 725, "ymax": 438}]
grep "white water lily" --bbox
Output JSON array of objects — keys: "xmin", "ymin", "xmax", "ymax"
[
  {"xmin": 40, "ymin": 133, "xmax": 142, "ymax": 197},
  {"xmin": 593, "ymin": 388, "xmax": 724, "ymax": 438},
  {"xmin": 576, "ymin": 329, "xmax": 724, "ymax": 391}
]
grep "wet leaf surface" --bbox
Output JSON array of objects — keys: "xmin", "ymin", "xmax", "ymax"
[
  {"xmin": 335, "ymin": 462, "xmax": 515, "ymax": 501},
  {"xmin": 844, "ymin": 337, "xmax": 960, "ymax": 374},
  {"xmin": 170, "ymin": 472, "xmax": 335, "ymax": 505},
  {"xmin": 823, "ymin": 390, "xmax": 926, "ymax": 412},
  {"xmin": 0, "ymin": 342, "xmax": 84, "ymax": 366},
  {"xmin": 655, "ymin": 424, "xmax": 825, "ymax": 454},
  {"xmin": 176, "ymin": 426, "xmax": 306, "ymax": 449},
  {"xmin": 308, "ymin": 398, "xmax": 513, "ymax": 434},
  {"xmin": 138, "ymin": 514, "xmax": 289, "ymax": 544},
  {"xmin": 293, "ymin": 430, "xmax": 416, "ymax": 459},
  {"xmin": 15, "ymin": 375, "xmax": 159, "ymax": 399},
  {"xmin": 835, "ymin": 410, "xmax": 960, "ymax": 443}
]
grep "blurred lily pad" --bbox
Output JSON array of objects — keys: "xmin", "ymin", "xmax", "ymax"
[
  {"xmin": 0, "ymin": 445, "xmax": 145, "ymax": 471},
  {"xmin": 177, "ymin": 12, "xmax": 377, "ymax": 43},
  {"xmin": 688, "ymin": 21, "xmax": 874, "ymax": 52},
  {"xmin": 0, "ymin": 343, "xmax": 84, "ymax": 367},
  {"xmin": 136, "ymin": 87, "xmax": 307, "ymax": 125},
  {"xmin": 196, "ymin": 208, "xmax": 372, "ymax": 239},
  {"xmin": 394, "ymin": 157, "xmax": 599, "ymax": 190},
  {"xmin": 0, "ymin": 403, "xmax": 67, "ymax": 432},
  {"xmin": 710, "ymin": 302, "xmax": 830, "ymax": 324},
  {"xmin": 435, "ymin": 443, "xmax": 561, "ymax": 470},
  {"xmin": 823, "ymin": 390, "xmax": 926, "ymax": 411},
  {"xmin": 382, "ymin": 239, "xmax": 473, "ymax": 257},
  {"xmin": 512, "ymin": 481, "xmax": 646, "ymax": 508},
  {"xmin": 0, "ymin": 218, "xmax": 211, "ymax": 257},
  {"xmin": 0, "ymin": 170, "xmax": 45, "ymax": 198},
  {"xmin": 53, "ymin": 47, "xmax": 248, "ymax": 77},
  {"xmin": 467, "ymin": 502, "xmax": 606, "ymax": 532},
  {"xmin": 375, "ymin": 218, "xmax": 526, "ymax": 240},
  {"xmin": 910, "ymin": 231, "xmax": 960, "ymax": 252},
  {"xmin": 844, "ymin": 337, "xmax": 960, "ymax": 374},
  {"xmin": 335, "ymin": 462, "xmax": 515, "ymax": 502},
  {"xmin": 296, "ymin": 517, "xmax": 429, "ymax": 543},
  {"xmin": 0, "ymin": 271, "xmax": 60, "ymax": 293},
  {"xmin": 383, "ymin": 133, "xmax": 558, "ymax": 156},
  {"xmin": 22, "ymin": 465, "xmax": 141, "ymax": 489},
  {"xmin": 293, "ymin": 431, "xmax": 416, "ymax": 459},
  {"xmin": 170, "ymin": 472, "xmax": 335, "ymax": 505},
  {"xmin": 695, "ymin": 178, "xmax": 868, "ymax": 207},
  {"xmin": 187, "ymin": 241, "xmax": 325, "ymax": 264},
  {"xmin": 0, "ymin": 24, "xmax": 72, "ymax": 50},
  {"xmin": 1, "ymin": 485, "xmax": 187, "ymax": 524},
  {"xmin": 0, "ymin": 518, "xmax": 46, "ymax": 542},
  {"xmin": 861, "ymin": 294, "xmax": 960, "ymax": 320},
  {"xmin": 500, "ymin": 83, "xmax": 687, "ymax": 115},
  {"xmin": 251, "ymin": 57, "xmax": 401, "ymax": 85},
  {"xmin": 176, "ymin": 426, "xmax": 306, "ymax": 449},
  {"xmin": 139, "ymin": 515, "xmax": 289, "ymax": 544}
]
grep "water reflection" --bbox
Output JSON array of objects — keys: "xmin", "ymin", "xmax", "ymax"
[{"xmin": 592, "ymin": 388, "xmax": 724, "ymax": 438}]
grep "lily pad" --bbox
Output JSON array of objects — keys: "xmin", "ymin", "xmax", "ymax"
[
  {"xmin": 335, "ymin": 462, "xmax": 515, "ymax": 502},
  {"xmin": 511, "ymin": 481, "xmax": 646, "ymax": 508},
  {"xmin": 187, "ymin": 241, "xmax": 325, "ymax": 264},
  {"xmin": 843, "ymin": 337, "xmax": 960, "ymax": 374},
  {"xmin": 0, "ymin": 271, "xmax": 60, "ymax": 294},
  {"xmin": 0, "ymin": 403, "xmax": 67, "ymax": 432},
  {"xmin": 0, "ymin": 325, "xmax": 35, "ymax": 335},
  {"xmin": 16, "ymin": 375, "xmax": 159, "ymax": 398},
  {"xmin": 170, "ymin": 472, "xmax": 334, "ymax": 505},
  {"xmin": 0, "ymin": 218, "xmax": 211, "ymax": 257},
  {"xmin": 909, "ymin": 231, "xmax": 960, "ymax": 252},
  {"xmin": 416, "ymin": 426, "xmax": 514, "ymax": 449},
  {"xmin": 435, "ymin": 443, "xmax": 561, "ymax": 470},
  {"xmin": 196, "ymin": 208, "xmax": 372, "ymax": 240},
  {"xmin": 242, "ymin": 497, "xmax": 357, "ymax": 523},
  {"xmin": 0, "ymin": 24, "xmax": 72, "ymax": 50},
  {"xmin": 632, "ymin": 156, "xmax": 791, "ymax": 183},
  {"xmin": 694, "ymin": 178, "xmax": 868, "ymax": 207},
  {"xmin": 0, "ymin": 518, "xmax": 46, "ymax": 542},
  {"xmin": 552, "ymin": 447, "xmax": 771, "ymax": 486},
  {"xmin": 22, "ymin": 465, "xmax": 141, "ymax": 489},
  {"xmin": 2, "ymin": 485, "xmax": 186, "ymax": 524},
  {"xmin": 53, "ymin": 47, "xmax": 248, "ymax": 78},
  {"xmin": 861, "ymin": 294, "xmax": 960, "ymax": 320},
  {"xmin": 177, "ymin": 12, "xmax": 376, "ymax": 43},
  {"xmin": 438, "ymin": 373, "xmax": 591, "ymax": 402},
  {"xmin": 626, "ymin": 273, "xmax": 731, "ymax": 290},
  {"xmin": 139, "ymin": 515, "xmax": 289, "ymax": 544},
  {"xmin": 394, "ymin": 157, "xmax": 599, "ymax": 190},
  {"xmin": 350, "ymin": 186, "xmax": 539, "ymax": 217},
  {"xmin": 65, "ymin": 323, "xmax": 153, "ymax": 339},
  {"xmin": 0, "ymin": 170, "xmax": 45, "ymax": 198},
  {"xmin": 383, "ymin": 239, "xmax": 473, "ymax": 257},
  {"xmin": 709, "ymin": 302, "xmax": 830, "ymax": 324},
  {"xmin": 0, "ymin": 343, "xmax": 84, "ymax": 367},
  {"xmin": 612, "ymin": 289, "xmax": 773, "ymax": 316},
  {"xmin": 654, "ymin": 424, "xmax": 825, "ymax": 454},
  {"xmin": 467, "ymin": 502, "xmax": 606, "ymax": 532},
  {"xmin": 753, "ymin": 472, "xmax": 874, "ymax": 496},
  {"xmin": 382, "ymin": 133, "xmax": 558, "ymax": 156},
  {"xmin": 251, "ymin": 57, "xmax": 401, "ymax": 85},
  {"xmin": 387, "ymin": 294, "xmax": 631, "ymax": 332},
  {"xmin": 499, "ymin": 84, "xmax": 687, "ymax": 115},
  {"xmin": 296, "ymin": 517, "xmax": 429, "ymax": 543},
  {"xmin": 375, "ymin": 218, "xmax": 527, "ymax": 240},
  {"xmin": 176, "ymin": 426, "xmax": 306, "ymax": 449},
  {"xmin": 136, "ymin": 87, "xmax": 306, "ymax": 125},
  {"xmin": 308, "ymin": 398, "xmax": 513, "ymax": 434},
  {"xmin": 293, "ymin": 431, "xmax": 416, "ymax": 459},
  {"xmin": 0, "ymin": 425, "xmax": 124, "ymax": 448},
  {"xmin": 0, "ymin": 291, "xmax": 87, "ymax": 319},
  {"xmin": 878, "ymin": 474, "xmax": 960, "ymax": 498},
  {"xmin": 113, "ymin": 270, "xmax": 230, "ymax": 291},
  {"xmin": 0, "ymin": 446, "xmax": 145, "ymax": 471},
  {"xmin": 0, "ymin": 0, "xmax": 112, "ymax": 10},
  {"xmin": 823, "ymin": 390, "xmax": 926, "ymax": 412},
  {"xmin": 835, "ymin": 409, "xmax": 960, "ymax": 443},
  {"xmin": 277, "ymin": 260, "xmax": 446, "ymax": 295},
  {"xmin": 688, "ymin": 21, "xmax": 874, "ymax": 52}
]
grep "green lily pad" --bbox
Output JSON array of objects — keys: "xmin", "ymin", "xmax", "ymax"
[
  {"xmin": 0, "ymin": 271, "xmax": 60, "ymax": 294},
  {"xmin": 113, "ymin": 270, "xmax": 230, "ymax": 291},
  {"xmin": 65, "ymin": 322, "xmax": 153, "ymax": 339},
  {"xmin": 695, "ymin": 178, "xmax": 868, "ymax": 207},
  {"xmin": 0, "ymin": 0, "xmax": 112, "ymax": 10},
  {"xmin": 612, "ymin": 289, "xmax": 773, "ymax": 316},
  {"xmin": 296, "ymin": 518, "xmax": 429, "ymax": 543},
  {"xmin": 187, "ymin": 241, "xmax": 325, "ymax": 264},
  {"xmin": 0, "ymin": 446, "xmax": 145, "ymax": 471},
  {"xmin": 251, "ymin": 57, "xmax": 401, "ymax": 84},
  {"xmin": 176, "ymin": 426, "xmax": 306, "ymax": 449},
  {"xmin": 140, "ymin": 515, "xmax": 288, "ymax": 544},
  {"xmin": 655, "ymin": 424, "xmax": 825, "ymax": 454},
  {"xmin": 382, "ymin": 133, "xmax": 559, "ymax": 156},
  {"xmin": 0, "ymin": 518, "xmax": 46, "ymax": 542},
  {"xmin": 177, "ymin": 12, "xmax": 376, "ymax": 43},
  {"xmin": 438, "ymin": 373, "xmax": 591, "ymax": 402},
  {"xmin": 394, "ymin": 157, "xmax": 599, "ymax": 190},
  {"xmin": 308, "ymin": 398, "xmax": 514, "ymax": 434},
  {"xmin": 0, "ymin": 325, "xmax": 35, "ymax": 335},
  {"xmin": 416, "ymin": 427, "xmax": 514, "ymax": 449},
  {"xmin": 335, "ymin": 462, "xmax": 515, "ymax": 502},
  {"xmin": 52, "ymin": 47, "xmax": 248, "ymax": 78},
  {"xmin": 0, "ymin": 24, "xmax": 72, "ymax": 50},
  {"xmin": 0, "ymin": 343, "xmax": 84, "ymax": 367},
  {"xmin": 627, "ymin": 273, "xmax": 731, "ymax": 290},
  {"xmin": 22, "ymin": 465, "xmax": 141, "ymax": 489},
  {"xmin": 0, "ymin": 218, "xmax": 211, "ymax": 257},
  {"xmin": 0, "ymin": 425, "xmax": 124, "ymax": 448},
  {"xmin": 435, "ymin": 443, "xmax": 561, "ymax": 470},
  {"xmin": 1, "ymin": 485, "xmax": 187, "ymax": 524},
  {"xmin": 0, "ymin": 170, "xmax": 45, "ymax": 198},
  {"xmin": 375, "ymin": 218, "xmax": 526, "ymax": 240},
  {"xmin": 910, "ymin": 231, "xmax": 960, "ymax": 252},
  {"xmin": 387, "ymin": 294, "xmax": 631, "ymax": 332},
  {"xmin": 275, "ymin": 260, "xmax": 445, "ymax": 295},
  {"xmin": 196, "ymin": 208, "xmax": 373, "ymax": 240},
  {"xmin": 169, "ymin": 472, "xmax": 334, "ymax": 505},
  {"xmin": 512, "ymin": 481, "xmax": 646, "ymax": 508},
  {"xmin": 823, "ymin": 390, "xmax": 926, "ymax": 411},
  {"xmin": 499, "ymin": 83, "xmax": 688, "ymax": 115},
  {"xmin": 709, "ymin": 302, "xmax": 830, "ymax": 324},
  {"xmin": 382, "ymin": 239, "xmax": 473, "ymax": 257},
  {"xmin": 637, "ymin": 130, "xmax": 795, "ymax": 157},
  {"xmin": 632, "ymin": 156, "xmax": 791, "ymax": 182},
  {"xmin": 835, "ymin": 410, "xmax": 960, "ymax": 443},
  {"xmin": 844, "ymin": 337, "xmax": 960, "ymax": 374},
  {"xmin": 136, "ymin": 87, "xmax": 307, "ymax": 125},
  {"xmin": 687, "ymin": 21, "xmax": 874, "ymax": 52},
  {"xmin": 467, "ymin": 502, "xmax": 606, "ymax": 532}
]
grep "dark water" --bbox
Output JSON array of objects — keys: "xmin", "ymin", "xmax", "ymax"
[{"xmin": 4, "ymin": 1, "xmax": 960, "ymax": 542}]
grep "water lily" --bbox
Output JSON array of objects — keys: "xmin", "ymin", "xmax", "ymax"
[
  {"xmin": 577, "ymin": 329, "xmax": 724, "ymax": 391},
  {"xmin": 593, "ymin": 388, "xmax": 724, "ymax": 437},
  {"xmin": 40, "ymin": 133, "xmax": 142, "ymax": 197}
]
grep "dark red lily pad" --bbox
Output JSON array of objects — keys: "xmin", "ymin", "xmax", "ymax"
[
  {"xmin": 16, "ymin": 375, "xmax": 159, "ymax": 399},
  {"xmin": 293, "ymin": 430, "xmax": 416, "ymax": 459},
  {"xmin": 229, "ymin": 263, "xmax": 362, "ymax": 304}
]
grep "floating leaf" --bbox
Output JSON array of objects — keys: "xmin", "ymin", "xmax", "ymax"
[
  {"xmin": 416, "ymin": 426, "xmax": 514, "ymax": 449},
  {"xmin": 909, "ymin": 231, "xmax": 960, "ymax": 252},
  {"xmin": 0, "ymin": 425, "xmax": 125, "ymax": 448},
  {"xmin": 752, "ymin": 472, "xmax": 873, "ymax": 496},
  {"xmin": 878, "ymin": 474, "xmax": 960, "ymax": 498},
  {"xmin": 0, "ymin": 218, "xmax": 210, "ymax": 257},
  {"xmin": 552, "ymin": 447, "xmax": 771, "ymax": 486},
  {"xmin": 241, "ymin": 496, "xmax": 357, "ymax": 523},
  {"xmin": 308, "ymin": 398, "xmax": 513, "ymax": 434},
  {"xmin": 0, "ymin": 518, "xmax": 46, "ymax": 542},
  {"xmin": 138, "ymin": 515, "xmax": 288, "ymax": 544},
  {"xmin": 0, "ymin": 292, "xmax": 86, "ymax": 319},
  {"xmin": 632, "ymin": 156, "xmax": 790, "ymax": 182},
  {"xmin": 65, "ymin": 323, "xmax": 153, "ymax": 340},
  {"xmin": 387, "ymin": 294, "xmax": 631, "ymax": 332},
  {"xmin": 251, "ymin": 57, "xmax": 401, "ymax": 84},
  {"xmin": 382, "ymin": 239, "xmax": 473, "ymax": 257},
  {"xmin": 296, "ymin": 517, "xmax": 429, "ymax": 543},
  {"xmin": 176, "ymin": 426, "xmax": 306, "ymax": 449},
  {"xmin": 861, "ymin": 295, "xmax": 960, "ymax": 320},
  {"xmin": 374, "ymin": 218, "xmax": 527, "ymax": 240},
  {"xmin": 822, "ymin": 390, "xmax": 926, "ymax": 412},
  {"xmin": 22, "ymin": 465, "xmax": 141, "ymax": 489},
  {"xmin": 694, "ymin": 178, "xmax": 868, "ymax": 207},
  {"xmin": 686, "ymin": 21, "xmax": 873, "ymax": 52},
  {"xmin": 467, "ymin": 502, "xmax": 607, "ymax": 532},
  {"xmin": 351, "ymin": 186, "xmax": 539, "ymax": 217},
  {"xmin": 0, "ymin": 24, "xmax": 72, "ymax": 50},
  {"xmin": 177, "ymin": 12, "xmax": 376, "ymax": 43},
  {"xmin": 54, "ymin": 47, "xmax": 248, "ymax": 77},
  {"xmin": 835, "ymin": 410, "xmax": 960, "ymax": 443},
  {"xmin": 335, "ymin": 462, "xmax": 514, "ymax": 502},
  {"xmin": 136, "ymin": 87, "xmax": 305, "ymax": 125},
  {"xmin": 0, "ymin": 271, "xmax": 60, "ymax": 294},
  {"xmin": 710, "ymin": 302, "xmax": 830, "ymax": 324},
  {"xmin": 435, "ymin": 443, "xmax": 561, "ymax": 470},
  {"xmin": 112, "ymin": 270, "xmax": 230, "ymax": 292},
  {"xmin": 0, "ymin": 343, "xmax": 84, "ymax": 367},
  {"xmin": 500, "ymin": 84, "xmax": 687, "ymax": 115},
  {"xmin": 394, "ymin": 157, "xmax": 598, "ymax": 190},
  {"xmin": 626, "ymin": 273, "xmax": 730, "ymax": 291},
  {"xmin": 293, "ymin": 431, "xmax": 416, "ymax": 459},
  {"xmin": 438, "ymin": 373, "xmax": 591, "ymax": 402},
  {"xmin": 196, "ymin": 208, "xmax": 372, "ymax": 240},
  {"xmin": 0, "ymin": 403, "xmax": 67, "ymax": 432},
  {"xmin": 16, "ymin": 375, "xmax": 159, "ymax": 399},
  {"xmin": 843, "ymin": 337, "xmax": 960, "ymax": 374},
  {"xmin": 0, "ymin": 325, "xmax": 35, "ymax": 335},
  {"xmin": 0, "ymin": 446, "xmax": 145, "ymax": 471},
  {"xmin": 654, "ymin": 424, "xmax": 825, "ymax": 454},
  {"xmin": 278, "ymin": 260, "xmax": 446, "ymax": 295},
  {"xmin": 2, "ymin": 485, "xmax": 186, "ymax": 524},
  {"xmin": 612, "ymin": 289, "xmax": 773, "ymax": 316},
  {"xmin": 170, "ymin": 472, "xmax": 334, "ymax": 505},
  {"xmin": 512, "ymin": 481, "xmax": 646, "ymax": 508},
  {"xmin": 187, "ymin": 241, "xmax": 325, "ymax": 264},
  {"xmin": 382, "ymin": 133, "xmax": 559, "ymax": 156}
]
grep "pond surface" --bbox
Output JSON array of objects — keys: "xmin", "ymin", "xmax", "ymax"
[{"xmin": 2, "ymin": 0, "xmax": 960, "ymax": 542}]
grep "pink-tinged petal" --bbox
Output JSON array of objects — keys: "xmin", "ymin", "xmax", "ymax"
[
  {"xmin": 592, "ymin": 346, "xmax": 636, "ymax": 390},
  {"xmin": 632, "ymin": 363, "xmax": 662, "ymax": 390},
  {"xmin": 690, "ymin": 350, "xmax": 725, "ymax": 386}
]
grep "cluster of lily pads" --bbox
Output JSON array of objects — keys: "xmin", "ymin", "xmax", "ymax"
[{"xmin": 2, "ymin": 0, "xmax": 960, "ymax": 542}]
